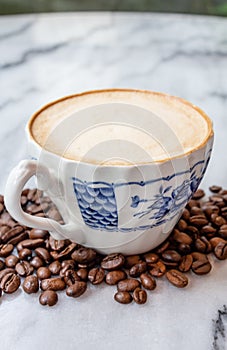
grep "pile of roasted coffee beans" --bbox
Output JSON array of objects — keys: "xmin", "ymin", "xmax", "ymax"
[{"xmin": 0, "ymin": 186, "xmax": 227, "ymax": 306}]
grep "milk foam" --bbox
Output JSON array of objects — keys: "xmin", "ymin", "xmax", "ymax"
[{"xmin": 30, "ymin": 90, "xmax": 211, "ymax": 165}]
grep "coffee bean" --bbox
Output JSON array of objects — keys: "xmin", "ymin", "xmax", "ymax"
[
  {"xmin": 192, "ymin": 189, "xmax": 205, "ymax": 199},
  {"xmin": 133, "ymin": 287, "xmax": 147, "ymax": 304},
  {"xmin": 35, "ymin": 247, "xmax": 51, "ymax": 264},
  {"xmin": 187, "ymin": 199, "xmax": 200, "ymax": 209},
  {"xmin": 63, "ymin": 269, "xmax": 80, "ymax": 286},
  {"xmin": 1, "ymin": 226, "xmax": 24, "ymax": 243},
  {"xmin": 37, "ymin": 267, "xmax": 51, "ymax": 280},
  {"xmin": 101, "ymin": 253, "xmax": 125, "ymax": 271},
  {"xmin": 210, "ymin": 237, "xmax": 226, "ymax": 249},
  {"xmin": 50, "ymin": 243, "xmax": 77, "ymax": 260},
  {"xmin": 39, "ymin": 290, "xmax": 58, "ymax": 306},
  {"xmin": 214, "ymin": 241, "xmax": 227, "ymax": 260},
  {"xmin": 191, "ymin": 252, "xmax": 208, "ymax": 261},
  {"xmin": 49, "ymin": 237, "xmax": 65, "ymax": 251},
  {"xmin": 47, "ymin": 207, "xmax": 62, "ymax": 221},
  {"xmin": 191, "ymin": 259, "xmax": 212, "ymax": 275},
  {"xmin": 49, "ymin": 261, "xmax": 61, "ymax": 275},
  {"xmin": 182, "ymin": 208, "xmax": 190, "ymax": 221},
  {"xmin": 129, "ymin": 261, "xmax": 147, "ymax": 277},
  {"xmin": 189, "ymin": 215, "xmax": 208, "ymax": 226},
  {"xmin": 7, "ymin": 231, "xmax": 28, "ymax": 245},
  {"xmin": 219, "ymin": 225, "xmax": 227, "ymax": 239},
  {"xmin": 117, "ymin": 278, "xmax": 140, "ymax": 292},
  {"xmin": 0, "ymin": 268, "xmax": 15, "ymax": 281},
  {"xmin": 66, "ymin": 281, "xmax": 87, "ymax": 298},
  {"xmin": 88, "ymin": 268, "xmax": 105, "ymax": 285},
  {"xmin": 5, "ymin": 255, "xmax": 19, "ymax": 268},
  {"xmin": 124, "ymin": 255, "xmax": 141, "ymax": 268},
  {"xmin": 190, "ymin": 207, "xmax": 204, "ymax": 216},
  {"xmin": 114, "ymin": 291, "xmax": 132, "ymax": 304},
  {"xmin": 30, "ymin": 256, "xmax": 44, "ymax": 269},
  {"xmin": 105, "ymin": 270, "xmax": 127, "ymax": 285},
  {"xmin": 23, "ymin": 275, "xmax": 39, "ymax": 294},
  {"xmin": 212, "ymin": 215, "xmax": 226, "ymax": 227},
  {"xmin": 155, "ymin": 240, "xmax": 170, "ymax": 254},
  {"xmin": 186, "ymin": 225, "xmax": 199, "ymax": 236},
  {"xmin": 149, "ymin": 261, "xmax": 166, "ymax": 278},
  {"xmin": 166, "ymin": 269, "xmax": 188, "ymax": 288},
  {"xmin": 201, "ymin": 225, "xmax": 217, "ymax": 236},
  {"xmin": 29, "ymin": 229, "xmax": 48, "ymax": 240},
  {"xmin": 41, "ymin": 278, "xmax": 66, "ymax": 291},
  {"xmin": 17, "ymin": 238, "xmax": 44, "ymax": 251},
  {"xmin": 0, "ymin": 203, "xmax": 4, "ymax": 214},
  {"xmin": 173, "ymin": 230, "xmax": 193, "ymax": 245},
  {"xmin": 77, "ymin": 268, "xmax": 88, "ymax": 281},
  {"xmin": 161, "ymin": 250, "xmax": 181, "ymax": 263},
  {"xmin": 177, "ymin": 243, "xmax": 191, "ymax": 255},
  {"xmin": 202, "ymin": 205, "xmax": 220, "ymax": 217},
  {"xmin": 16, "ymin": 261, "xmax": 34, "ymax": 277},
  {"xmin": 0, "ymin": 259, "xmax": 5, "ymax": 270},
  {"xmin": 18, "ymin": 248, "xmax": 32, "ymax": 260},
  {"xmin": 71, "ymin": 247, "xmax": 96, "ymax": 264},
  {"xmin": 0, "ymin": 243, "xmax": 14, "ymax": 257},
  {"xmin": 177, "ymin": 219, "xmax": 187, "ymax": 231},
  {"xmin": 178, "ymin": 254, "xmax": 193, "ymax": 272},
  {"xmin": 209, "ymin": 185, "xmax": 222, "ymax": 193},
  {"xmin": 0, "ymin": 272, "xmax": 20, "ymax": 293},
  {"xmin": 143, "ymin": 252, "xmax": 159, "ymax": 264},
  {"xmin": 140, "ymin": 273, "xmax": 156, "ymax": 290}
]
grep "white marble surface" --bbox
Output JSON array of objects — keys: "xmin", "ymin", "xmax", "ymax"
[{"xmin": 0, "ymin": 12, "xmax": 227, "ymax": 350}]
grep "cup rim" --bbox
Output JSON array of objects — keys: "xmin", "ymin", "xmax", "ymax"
[{"xmin": 27, "ymin": 88, "xmax": 214, "ymax": 166}]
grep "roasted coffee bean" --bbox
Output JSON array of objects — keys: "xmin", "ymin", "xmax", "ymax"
[
  {"xmin": 1, "ymin": 226, "xmax": 24, "ymax": 243},
  {"xmin": 155, "ymin": 240, "xmax": 170, "ymax": 254},
  {"xmin": 182, "ymin": 208, "xmax": 190, "ymax": 221},
  {"xmin": 172, "ymin": 230, "xmax": 192, "ymax": 245},
  {"xmin": 190, "ymin": 206, "xmax": 204, "ymax": 216},
  {"xmin": 124, "ymin": 255, "xmax": 141, "ymax": 268},
  {"xmin": 209, "ymin": 195, "xmax": 225, "ymax": 207},
  {"xmin": 0, "ymin": 243, "xmax": 14, "ymax": 257},
  {"xmin": 0, "ymin": 259, "xmax": 5, "ymax": 270},
  {"xmin": 211, "ymin": 215, "xmax": 226, "ymax": 227},
  {"xmin": 214, "ymin": 241, "xmax": 227, "ymax": 260},
  {"xmin": 23, "ymin": 275, "xmax": 39, "ymax": 294},
  {"xmin": 66, "ymin": 281, "xmax": 87, "ymax": 298},
  {"xmin": 64, "ymin": 269, "xmax": 80, "ymax": 286},
  {"xmin": 179, "ymin": 254, "xmax": 193, "ymax": 272},
  {"xmin": 77, "ymin": 268, "xmax": 88, "ymax": 281},
  {"xmin": 18, "ymin": 248, "xmax": 32, "ymax": 260},
  {"xmin": 47, "ymin": 207, "xmax": 62, "ymax": 221},
  {"xmin": 209, "ymin": 185, "xmax": 222, "ymax": 193},
  {"xmin": 60, "ymin": 260, "xmax": 75, "ymax": 276},
  {"xmin": 201, "ymin": 225, "xmax": 217, "ymax": 236},
  {"xmin": 37, "ymin": 267, "xmax": 51, "ymax": 280},
  {"xmin": 0, "ymin": 202, "xmax": 4, "ymax": 214},
  {"xmin": 140, "ymin": 273, "xmax": 156, "ymax": 291},
  {"xmin": 143, "ymin": 252, "xmax": 159, "ymax": 264},
  {"xmin": 77, "ymin": 261, "xmax": 96, "ymax": 269},
  {"xmin": 7, "ymin": 231, "xmax": 28, "ymax": 245},
  {"xmin": 192, "ymin": 189, "xmax": 205, "ymax": 199},
  {"xmin": 177, "ymin": 243, "xmax": 191, "ymax": 254},
  {"xmin": 133, "ymin": 287, "xmax": 147, "ymax": 304},
  {"xmin": 41, "ymin": 277, "xmax": 66, "ymax": 291},
  {"xmin": 0, "ymin": 272, "xmax": 20, "ymax": 293},
  {"xmin": 27, "ymin": 188, "xmax": 37, "ymax": 201},
  {"xmin": 177, "ymin": 219, "xmax": 187, "ymax": 231},
  {"xmin": 160, "ymin": 259, "xmax": 178, "ymax": 268},
  {"xmin": 17, "ymin": 238, "xmax": 44, "ymax": 251},
  {"xmin": 191, "ymin": 252, "xmax": 208, "ymax": 261},
  {"xmin": 0, "ymin": 212, "xmax": 16, "ymax": 227},
  {"xmin": 50, "ymin": 243, "xmax": 77, "ymax": 260},
  {"xmin": 202, "ymin": 205, "xmax": 219, "ymax": 217},
  {"xmin": 129, "ymin": 261, "xmax": 147, "ymax": 277},
  {"xmin": 189, "ymin": 215, "xmax": 208, "ymax": 227},
  {"xmin": 117, "ymin": 278, "xmax": 140, "ymax": 292},
  {"xmin": 71, "ymin": 247, "xmax": 96, "ymax": 264},
  {"xmin": 114, "ymin": 291, "xmax": 132, "ymax": 304},
  {"xmin": 162, "ymin": 250, "xmax": 181, "ymax": 263},
  {"xmin": 49, "ymin": 261, "xmax": 62, "ymax": 275},
  {"xmin": 5, "ymin": 255, "xmax": 19, "ymax": 268},
  {"xmin": 187, "ymin": 199, "xmax": 200, "ymax": 209},
  {"xmin": 105, "ymin": 270, "xmax": 127, "ymax": 285},
  {"xmin": 29, "ymin": 229, "xmax": 48, "ymax": 240},
  {"xmin": 166, "ymin": 269, "xmax": 188, "ymax": 288},
  {"xmin": 21, "ymin": 195, "xmax": 28, "ymax": 206},
  {"xmin": 186, "ymin": 225, "xmax": 199, "ymax": 236},
  {"xmin": 88, "ymin": 268, "xmax": 105, "ymax": 285},
  {"xmin": 49, "ymin": 237, "xmax": 65, "ymax": 251},
  {"xmin": 210, "ymin": 237, "xmax": 226, "ymax": 249},
  {"xmin": 149, "ymin": 261, "xmax": 166, "ymax": 278},
  {"xmin": 219, "ymin": 225, "xmax": 227, "ymax": 239},
  {"xmin": 101, "ymin": 253, "xmax": 125, "ymax": 271},
  {"xmin": 0, "ymin": 268, "xmax": 15, "ymax": 281},
  {"xmin": 39, "ymin": 290, "xmax": 58, "ymax": 306},
  {"xmin": 194, "ymin": 238, "xmax": 208, "ymax": 253},
  {"xmin": 35, "ymin": 247, "xmax": 51, "ymax": 264},
  {"xmin": 191, "ymin": 259, "xmax": 212, "ymax": 275},
  {"xmin": 16, "ymin": 261, "xmax": 34, "ymax": 277},
  {"xmin": 30, "ymin": 256, "xmax": 44, "ymax": 269}
]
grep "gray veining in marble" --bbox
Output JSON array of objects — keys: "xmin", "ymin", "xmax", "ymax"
[{"xmin": 0, "ymin": 12, "xmax": 227, "ymax": 350}]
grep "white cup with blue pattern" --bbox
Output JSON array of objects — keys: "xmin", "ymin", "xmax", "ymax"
[{"xmin": 4, "ymin": 89, "xmax": 214, "ymax": 254}]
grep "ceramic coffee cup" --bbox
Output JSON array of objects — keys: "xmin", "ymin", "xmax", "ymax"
[{"xmin": 4, "ymin": 89, "xmax": 214, "ymax": 255}]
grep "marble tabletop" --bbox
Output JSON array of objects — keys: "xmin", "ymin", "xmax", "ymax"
[{"xmin": 0, "ymin": 12, "xmax": 227, "ymax": 350}]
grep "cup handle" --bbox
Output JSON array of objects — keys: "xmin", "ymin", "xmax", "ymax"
[{"xmin": 4, "ymin": 160, "xmax": 86, "ymax": 243}]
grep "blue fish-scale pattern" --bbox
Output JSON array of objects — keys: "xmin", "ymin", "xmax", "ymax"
[{"xmin": 73, "ymin": 180, "xmax": 118, "ymax": 229}]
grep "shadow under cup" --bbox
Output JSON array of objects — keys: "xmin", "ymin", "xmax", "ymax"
[{"xmin": 6, "ymin": 90, "xmax": 214, "ymax": 255}]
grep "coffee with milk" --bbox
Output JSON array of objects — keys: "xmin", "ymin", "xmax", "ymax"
[{"xmin": 30, "ymin": 89, "xmax": 209, "ymax": 165}]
